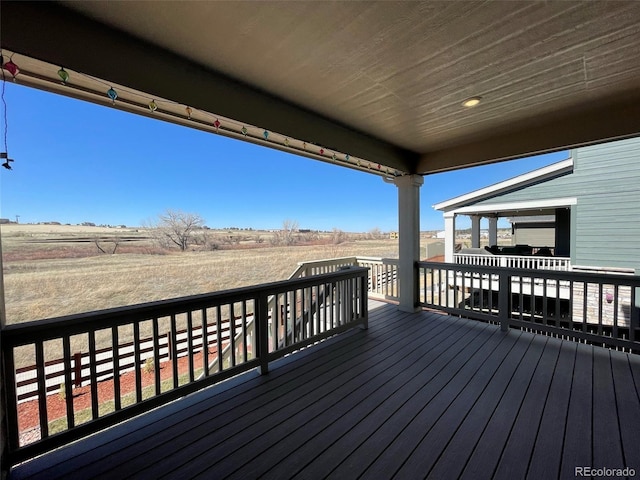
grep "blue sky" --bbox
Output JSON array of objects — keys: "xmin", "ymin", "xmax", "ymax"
[{"xmin": 0, "ymin": 83, "xmax": 568, "ymax": 231}]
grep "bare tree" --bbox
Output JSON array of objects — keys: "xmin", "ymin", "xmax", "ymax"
[
  {"xmin": 157, "ymin": 209, "xmax": 205, "ymax": 251},
  {"xmin": 331, "ymin": 227, "xmax": 347, "ymax": 245},
  {"xmin": 281, "ymin": 219, "xmax": 299, "ymax": 246},
  {"xmin": 269, "ymin": 219, "xmax": 300, "ymax": 246},
  {"xmin": 367, "ymin": 227, "xmax": 383, "ymax": 240},
  {"xmin": 93, "ymin": 235, "xmax": 121, "ymax": 254}
]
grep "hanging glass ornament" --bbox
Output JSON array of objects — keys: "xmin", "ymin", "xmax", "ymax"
[
  {"xmin": 241, "ymin": 126, "xmax": 248, "ymax": 136},
  {"xmin": 148, "ymin": 100, "xmax": 158, "ymax": 112},
  {"xmin": 214, "ymin": 119, "xmax": 221, "ymax": 132},
  {"xmin": 303, "ymin": 142, "xmax": 307, "ymax": 150},
  {"xmin": 319, "ymin": 148, "xmax": 324, "ymax": 155},
  {"xmin": 3, "ymin": 59, "xmax": 19, "ymax": 78},
  {"xmin": 107, "ymin": 87, "xmax": 118, "ymax": 104},
  {"xmin": 332, "ymin": 153, "xmax": 337, "ymax": 161},
  {"xmin": 185, "ymin": 106, "xmax": 193, "ymax": 119},
  {"xmin": 263, "ymin": 130, "xmax": 269, "ymax": 140},
  {"xmin": 284, "ymin": 138, "xmax": 289, "ymax": 147},
  {"xmin": 57, "ymin": 67, "xmax": 69, "ymax": 85},
  {"xmin": 345, "ymin": 154, "xmax": 350, "ymax": 161}
]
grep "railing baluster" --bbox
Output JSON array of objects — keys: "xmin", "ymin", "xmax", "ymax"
[
  {"xmin": 152, "ymin": 318, "xmax": 161, "ymax": 396},
  {"xmin": 581, "ymin": 282, "xmax": 587, "ymax": 333},
  {"xmin": 62, "ymin": 336, "xmax": 74, "ymax": 429},
  {"xmin": 202, "ymin": 309, "xmax": 209, "ymax": 377},
  {"xmin": 274, "ymin": 294, "xmax": 280, "ymax": 351},
  {"xmin": 35, "ymin": 341, "xmax": 48, "ymax": 439},
  {"xmin": 301, "ymin": 287, "xmax": 307, "ymax": 339},
  {"xmin": 112, "ymin": 327, "xmax": 121, "ymax": 411},
  {"xmin": 613, "ymin": 284, "xmax": 619, "ymax": 341},
  {"xmin": 229, "ymin": 304, "xmax": 236, "ymax": 368},
  {"xmin": 488, "ymin": 273, "xmax": 499, "ymax": 314},
  {"xmin": 187, "ymin": 311, "xmax": 194, "ymax": 383},
  {"xmin": 439, "ymin": 268, "xmax": 444, "ymax": 307},
  {"xmin": 336, "ymin": 279, "xmax": 342, "ymax": 325},
  {"xmin": 631, "ymin": 287, "xmax": 638, "ymax": 343},
  {"xmin": 452, "ymin": 266, "xmax": 458, "ymax": 309},
  {"xmin": 531, "ymin": 276, "xmax": 536, "ymax": 322},
  {"xmin": 89, "ymin": 331, "xmax": 99, "ymax": 420},
  {"xmin": 241, "ymin": 301, "xmax": 248, "ymax": 362},
  {"xmin": 330, "ymin": 281, "xmax": 336, "ymax": 328},
  {"xmin": 134, "ymin": 322, "xmax": 142, "ymax": 403},
  {"xmin": 543, "ymin": 278, "xmax": 548, "ymax": 325},
  {"xmin": 170, "ymin": 314, "xmax": 178, "ymax": 388},
  {"xmin": 598, "ymin": 283, "xmax": 604, "ymax": 337},
  {"xmin": 315, "ymin": 285, "xmax": 321, "ymax": 334},
  {"xmin": 518, "ymin": 276, "xmax": 524, "ymax": 321},
  {"xmin": 216, "ymin": 305, "xmax": 223, "ymax": 372}
]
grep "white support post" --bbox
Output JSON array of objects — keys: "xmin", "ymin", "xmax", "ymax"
[
  {"xmin": 488, "ymin": 216, "xmax": 498, "ymax": 247},
  {"xmin": 444, "ymin": 212, "xmax": 456, "ymax": 264},
  {"xmin": 393, "ymin": 175, "xmax": 424, "ymax": 313},
  {"xmin": 471, "ymin": 215, "xmax": 481, "ymax": 248}
]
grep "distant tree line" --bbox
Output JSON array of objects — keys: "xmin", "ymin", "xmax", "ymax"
[{"xmin": 144, "ymin": 210, "xmax": 389, "ymax": 252}]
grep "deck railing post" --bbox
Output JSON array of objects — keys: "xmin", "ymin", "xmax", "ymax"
[
  {"xmin": 73, "ymin": 352, "xmax": 82, "ymax": 387},
  {"xmin": 257, "ymin": 293, "xmax": 269, "ymax": 375},
  {"xmin": 499, "ymin": 271, "xmax": 510, "ymax": 332},
  {"xmin": 360, "ymin": 272, "xmax": 369, "ymax": 330},
  {"xmin": 0, "ymin": 234, "xmax": 8, "ymax": 476},
  {"xmin": 631, "ymin": 287, "xmax": 640, "ymax": 343}
]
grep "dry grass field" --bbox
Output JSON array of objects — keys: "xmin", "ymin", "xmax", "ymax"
[{"xmin": 1, "ymin": 224, "xmax": 402, "ymax": 325}]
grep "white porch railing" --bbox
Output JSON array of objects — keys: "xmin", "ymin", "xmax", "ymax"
[
  {"xmin": 289, "ymin": 256, "xmax": 399, "ymax": 302},
  {"xmin": 454, "ymin": 253, "xmax": 571, "ymax": 271}
]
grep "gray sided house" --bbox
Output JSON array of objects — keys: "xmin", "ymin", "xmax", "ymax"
[{"xmin": 434, "ymin": 136, "xmax": 640, "ymax": 274}]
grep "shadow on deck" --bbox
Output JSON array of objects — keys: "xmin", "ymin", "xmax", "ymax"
[{"xmin": 10, "ymin": 301, "xmax": 640, "ymax": 479}]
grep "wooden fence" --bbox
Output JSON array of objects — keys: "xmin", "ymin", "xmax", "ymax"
[{"xmin": 14, "ymin": 316, "xmax": 250, "ymax": 403}]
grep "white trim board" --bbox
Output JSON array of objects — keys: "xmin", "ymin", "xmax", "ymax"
[
  {"xmin": 451, "ymin": 197, "xmax": 577, "ymax": 215},
  {"xmin": 433, "ymin": 158, "xmax": 573, "ymax": 211}
]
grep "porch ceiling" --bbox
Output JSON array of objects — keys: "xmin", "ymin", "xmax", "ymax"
[{"xmin": 2, "ymin": 1, "xmax": 640, "ymax": 174}]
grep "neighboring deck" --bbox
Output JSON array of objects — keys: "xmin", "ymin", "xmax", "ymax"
[{"xmin": 10, "ymin": 301, "xmax": 640, "ymax": 480}]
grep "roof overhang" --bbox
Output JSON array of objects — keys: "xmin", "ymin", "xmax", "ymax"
[{"xmin": 433, "ymin": 158, "xmax": 574, "ymax": 212}]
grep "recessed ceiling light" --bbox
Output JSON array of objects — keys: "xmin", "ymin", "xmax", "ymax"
[{"xmin": 462, "ymin": 96, "xmax": 482, "ymax": 108}]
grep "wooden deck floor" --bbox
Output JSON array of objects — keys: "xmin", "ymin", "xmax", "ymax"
[{"xmin": 10, "ymin": 301, "xmax": 640, "ymax": 480}]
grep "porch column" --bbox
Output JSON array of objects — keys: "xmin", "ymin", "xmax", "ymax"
[
  {"xmin": 394, "ymin": 174, "xmax": 424, "ymax": 312},
  {"xmin": 471, "ymin": 215, "xmax": 481, "ymax": 248},
  {"xmin": 444, "ymin": 212, "xmax": 456, "ymax": 263},
  {"xmin": 488, "ymin": 216, "xmax": 498, "ymax": 247}
]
